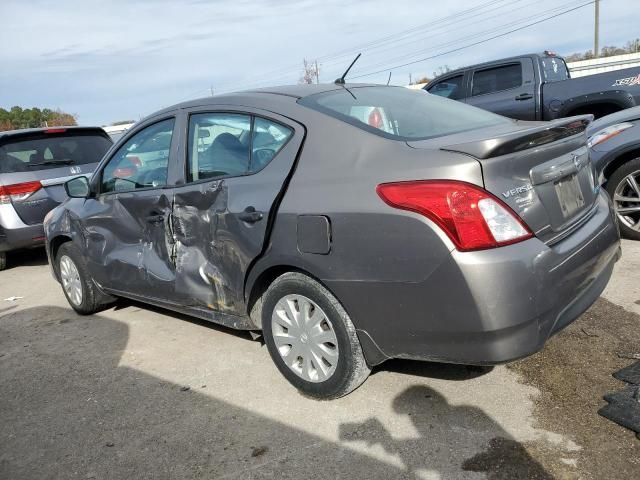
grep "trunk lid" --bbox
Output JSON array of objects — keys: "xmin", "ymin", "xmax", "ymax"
[{"xmin": 407, "ymin": 116, "xmax": 598, "ymax": 244}]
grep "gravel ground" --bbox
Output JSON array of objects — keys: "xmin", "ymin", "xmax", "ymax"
[{"xmin": 0, "ymin": 241, "xmax": 638, "ymax": 479}]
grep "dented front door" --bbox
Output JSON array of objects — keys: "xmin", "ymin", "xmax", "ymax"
[
  {"xmin": 83, "ymin": 116, "xmax": 179, "ymax": 301},
  {"xmin": 171, "ymin": 110, "xmax": 303, "ymax": 318}
]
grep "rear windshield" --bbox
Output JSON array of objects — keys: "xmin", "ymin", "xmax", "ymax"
[
  {"xmin": 298, "ymin": 86, "xmax": 510, "ymax": 141},
  {"xmin": 540, "ymin": 56, "xmax": 570, "ymax": 82},
  {"xmin": 0, "ymin": 131, "xmax": 112, "ymax": 174}
]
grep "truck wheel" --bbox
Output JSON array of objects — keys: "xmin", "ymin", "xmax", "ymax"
[
  {"xmin": 607, "ymin": 158, "xmax": 640, "ymax": 241},
  {"xmin": 56, "ymin": 242, "xmax": 115, "ymax": 314},
  {"xmin": 0, "ymin": 252, "xmax": 6, "ymax": 271},
  {"xmin": 262, "ymin": 272, "xmax": 371, "ymax": 399}
]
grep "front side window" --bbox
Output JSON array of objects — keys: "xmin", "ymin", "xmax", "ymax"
[
  {"xmin": 298, "ymin": 86, "xmax": 510, "ymax": 141},
  {"xmin": 101, "ymin": 118, "xmax": 174, "ymax": 193},
  {"xmin": 187, "ymin": 113, "xmax": 292, "ymax": 182},
  {"xmin": 427, "ymin": 75, "xmax": 464, "ymax": 100},
  {"xmin": 472, "ymin": 63, "xmax": 523, "ymax": 96}
]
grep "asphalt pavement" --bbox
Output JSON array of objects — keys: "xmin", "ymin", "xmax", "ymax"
[{"xmin": 0, "ymin": 241, "xmax": 638, "ymax": 479}]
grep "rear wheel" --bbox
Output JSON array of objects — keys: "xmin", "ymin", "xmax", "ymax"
[
  {"xmin": 56, "ymin": 242, "xmax": 114, "ymax": 314},
  {"xmin": 0, "ymin": 252, "xmax": 6, "ymax": 271},
  {"xmin": 607, "ymin": 158, "xmax": 640, "ymax": 241},
  {"xmin": 262, "ymin": 272, "xmax": 371, "ymax": 399}
]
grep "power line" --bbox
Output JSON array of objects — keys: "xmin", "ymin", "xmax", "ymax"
[
  {"xmin": 349, "ymin": 0, "xmax": 596, "ymax": 80},
  {"xmin": 221, "ymin": 0, "xmax": 580, "ymax": 93},
  {"xmin": 345, "ymin": 0, "xmax": 587, "ymax": 77},
  {"xmin": 214, "ymin": 0, "xmax": 527, "ymax": 93}
]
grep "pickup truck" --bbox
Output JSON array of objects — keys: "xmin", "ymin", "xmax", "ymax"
[{"xmin": 424, "ymin": 51, "xmax": 640, "ymax": 120}]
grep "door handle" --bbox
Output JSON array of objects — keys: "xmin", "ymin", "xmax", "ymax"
[
  {"xmin": 238, "ymin": 206, "xmax": 264, "ymax": 223},
  {"xmin": 515, "ymin": 93, "xmax": 533, "ymax": 101},
  {"xmin": 146, "ymin": 214, "xmax": 165, "ymax": 224}
]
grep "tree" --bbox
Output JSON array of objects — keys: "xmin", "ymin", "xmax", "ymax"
[
  {"xmin": 0, "ymin": 106, "xmax": 77, "ymax": 131},
  {"xmin": 299, "ymin": 58, "xmax": 319, "ymax": 84},
  {"xmin": 412, "ymin": 76, "xmax": 431, "ymax": 85},
  {"xmin": 432, "ymin": 65, "xmax": 451, "ymax": 79},
  {"xmin": 564, "ymin": 38, "xmax": 640, "ymax": 62}
]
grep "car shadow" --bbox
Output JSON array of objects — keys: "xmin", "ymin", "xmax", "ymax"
[
  {"xmin": 0, "ymin": 305, "xmax": 553, "ymax": 479},
  {"xmin": 4, "ymin": 247, "xmax": 49, "ymax": 269},
  {"xmin": 111, "ymin": 297, "xmax": 255, "ymax": 342},
  {"xmin": 375, "ymin": 358, "xmax": 494, "ymax": 381}
]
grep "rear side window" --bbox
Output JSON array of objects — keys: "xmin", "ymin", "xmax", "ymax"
[
  {"xmin": 298, "ymin": 86, "xmax": 510, "ymax": 141},
  {"xmin": 187, "ymin": 113, "xmax": 293, "ymax": 182},
  {"xmin": 427, "ymin": 75, "xmax": 464, "ymax": 100},
  {"xmin": 0, "ymin": 131, "xmax": 112, "ymax": 174},
  {"xmin": 540, "ymin": 56, "xmax": 569, "ymax": 82},
  {"xmin": 472, "ymin": 64, "xmax": 522, "ymax": 96}
]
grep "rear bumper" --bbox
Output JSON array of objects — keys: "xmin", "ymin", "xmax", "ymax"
[
  {"xmin": 327, "ymin": 190, "xmax": 621, "ymax": 366},
  {"xmin": 0, "ymin": 204, "xmax": 45, "ymax": 253}
]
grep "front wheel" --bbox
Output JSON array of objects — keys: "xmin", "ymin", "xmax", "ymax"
[
  {"xmin": 606, "ymin": 158, "xmax": 640, "ymax": 241},
  {"xmin": 0, "ymin": 252, "xmax": 6, "ymax": 271},
  {"xmin": 262, "ymin": 272, "xmax": 371, "ymax": 400},
  {"xmin": 56, "ymin": 242, "xmax": 114, "ymax": 315}
]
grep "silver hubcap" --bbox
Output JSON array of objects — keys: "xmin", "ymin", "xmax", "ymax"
[
  {"xmin": 60, "ymin": 255, "xmax": 83, "ymax": 306},
  {"xmin": 271, "ymin": 294, "xmax": 339, "ymax": 383},
  {"xmin": 613, "ymin": 170, "xmax": 640, "ymax": 232}
]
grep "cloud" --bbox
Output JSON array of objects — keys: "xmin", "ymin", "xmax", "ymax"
[{"xmin": 0, "ymin": 0, "xmax": 636, "ymax": 125}]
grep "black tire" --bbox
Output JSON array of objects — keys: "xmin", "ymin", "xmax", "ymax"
[
  {"xmin": 262, "ymin": 272, "xmax": 371, "ymax": 399},
  {"xmin": 0, "ymin": 252, "xmax": 6, "ymax": 271},
  {"xmin": 56, "ymin": 242, "xmax": 114, "ymax": 315},
  {"xmin": 606, "ymin": 158, "xmax": 640, "ymax": 241}
]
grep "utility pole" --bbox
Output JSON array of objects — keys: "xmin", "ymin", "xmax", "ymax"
[
  {"xmin": 315, "ymin": 60, "xmax": 319, "ymax": 84},
  {"xmin": 210, "ymin": 85, "xmax": 214, "ymax": 96},
  {"xmin": 594, "ymin": 0, "xmax": 600, "ymax": 58}
]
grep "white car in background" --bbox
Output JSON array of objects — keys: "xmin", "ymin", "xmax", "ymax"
[{"xmin": 103, "ymin": 123, "xmax": 135, "ymax": 143}]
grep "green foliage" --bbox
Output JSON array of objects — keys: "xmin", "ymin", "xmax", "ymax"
[{"xmin": 0, "ymin": 107, "xmax": 77, "ymax": 132}]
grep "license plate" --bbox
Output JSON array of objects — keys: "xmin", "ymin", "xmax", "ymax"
[{"xmin": 555, "ymin": 174, "xmax": 585, "ymax": 218}]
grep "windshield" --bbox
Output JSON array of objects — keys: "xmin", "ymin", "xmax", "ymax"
[
  {"xmin": 0, "ymin": 131, "xmax": 112, "ymax": 173},
  {"xmin": 540, "ymin": 56, "xmax": 570, "ymax": 82},
  {"xmin": 298, "ymin": 86, "xmax": 511, "ymax": 141}
]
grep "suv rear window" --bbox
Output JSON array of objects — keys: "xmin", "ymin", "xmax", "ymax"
[
  {"xmin": 0, "ymin": 130, "xmax": 112, "ymax": 174},
  {"xmin": 298, "ymin": 86, "xmax": 510, "ymax": 141}
]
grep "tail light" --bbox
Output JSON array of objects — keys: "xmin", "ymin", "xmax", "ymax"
[
  {"xmin": 0, "ymin": 181, "xmax": 43, "ymax": 204},
  {"xmin": 376, "ymin": 180, "xmax": 532, "ymax": 251},
  {"xmin": 127, "ymin": 156, "xmax": 142, "ymax": 167}
]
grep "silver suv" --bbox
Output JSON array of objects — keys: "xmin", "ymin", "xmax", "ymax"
[{"xmin": 0, "ymin": 127, "xmax": 112, "ymax": 269}]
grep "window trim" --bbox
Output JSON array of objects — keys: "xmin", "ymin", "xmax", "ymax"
[
  {"xmin": 183, "ymin": 111, "xmax": 294, "ymax": 186},
  {"xmin": 470, "ymin": 62, "xmax": 524, "ymax": 98},
  {"xmin": 97, "ymin": 117, "xmax": 176, "ymax": 197}
]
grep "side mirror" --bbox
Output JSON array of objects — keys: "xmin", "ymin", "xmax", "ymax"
[{"xmin": 64, "ymin": 176, "xmax": 91, "ymax": 198}]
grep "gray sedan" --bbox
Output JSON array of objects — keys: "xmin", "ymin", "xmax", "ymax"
[
  {"xmin": 44, "ymin": 85, "xmax": 620, "ymax": 399},
  {"xmin": 587, "ymin": 106, "xmax": 640, "ymax": 240}
]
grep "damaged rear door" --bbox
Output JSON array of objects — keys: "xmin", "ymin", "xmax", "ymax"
[{"xmin": 171, "ymin": 109, "xmax": 303, "ymax": 324}]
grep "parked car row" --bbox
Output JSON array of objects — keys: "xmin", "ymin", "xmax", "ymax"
[
  {"xmin": 0, "ymin": 127, "xmax": 112, "ymax": 270},
  {"xmin": 41, "ymin": 84, "xmax": 622, "ymax": 398},
  {"xmin": 1, "ymin": 57, "xmax": 638, "ymax": 396}
]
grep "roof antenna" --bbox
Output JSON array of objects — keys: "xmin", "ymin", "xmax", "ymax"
[
  {"xmin": 335, "ymin": 53, "xmax": 361, "ymax": 85},
  {"xmin": 386, "ymin": 71, "xmax": 392, "ymax": 85}
]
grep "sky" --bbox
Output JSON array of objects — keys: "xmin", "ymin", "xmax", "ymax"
[{"xmin": 0, "ymin": 0, "xmax": 637, "ymax": 125}]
